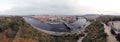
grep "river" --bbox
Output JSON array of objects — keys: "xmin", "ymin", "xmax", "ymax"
[{"xmin": 23, "ymin": 17, "xmax": 68, "ymax": 32}]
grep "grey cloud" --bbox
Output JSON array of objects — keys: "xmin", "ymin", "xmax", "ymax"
[{"xmin": 2, "ymin": 0, "xmax": 94, "ymax": 15}]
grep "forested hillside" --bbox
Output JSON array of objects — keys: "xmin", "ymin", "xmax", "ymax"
[{"xmin": 82, "ymin": 21, "xmax": 107, "ymax": 42}]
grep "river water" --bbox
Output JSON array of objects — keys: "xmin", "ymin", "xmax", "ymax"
[{"xmin": 23, "ymin": 17, "xmax": 68, "ymax": 32}]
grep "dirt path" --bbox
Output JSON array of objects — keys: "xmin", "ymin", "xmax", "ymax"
[
  {"xmin": 77, "ymin": 22, "xmax": 90, "ymax": 42},
  {"xmin": 103, "ymin": 23, "xmax": 118, "ymax": 42},
  {"xmin": 12, "ymin": 27, "xmax": 22, "ymax": 42},
  {"xmin": 77, "ymin": 33, "xmax": 87, "ymax": 42},
  {"xmin": 14, "ymin": 27, "xmax": 21, "ymax": 38}
]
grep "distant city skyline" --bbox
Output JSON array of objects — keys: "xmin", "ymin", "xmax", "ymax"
[{"xmin": 0, "ymin": 0, "xmax": 120, "ymax": 15}]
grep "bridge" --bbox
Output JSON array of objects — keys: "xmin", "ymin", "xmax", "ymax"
[
  {"xmin": 60, "ymin": 20, "xmax": 81, "ymax": 34},
  {"xmin": 60, "ymin": 20, "xmax": 73, "ymax": 29}
]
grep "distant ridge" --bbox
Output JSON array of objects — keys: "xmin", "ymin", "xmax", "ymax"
[{"xmin": 83, "ymin": 14, "xmax": 100, "ymax": 16}]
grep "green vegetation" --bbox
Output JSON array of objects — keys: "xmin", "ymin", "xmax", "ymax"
[
  {"xmin": 0, "ymin": 16, "xmax": 23, "ymax": 42},
  {"xmin": 82, "ymin": 21, "xmax": 107, "ymax": 42}
]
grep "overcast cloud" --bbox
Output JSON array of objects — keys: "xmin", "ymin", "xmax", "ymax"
[{"xmin": 0, "ymin": 0, "xmax": 120, "ymax": 15}]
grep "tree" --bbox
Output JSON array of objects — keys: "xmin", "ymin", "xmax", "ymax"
[
  {"xmin": 116, "ymin": 34, "xmax": 120, "ymax": 42},
  {"xmin": 110, "ymin": 29, "xmax": 116, "ymax": 35}
]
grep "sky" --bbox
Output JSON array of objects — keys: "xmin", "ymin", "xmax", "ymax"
[{"xmin": 0, "ymin": 0, "xmax": 120, "ymax": 15}]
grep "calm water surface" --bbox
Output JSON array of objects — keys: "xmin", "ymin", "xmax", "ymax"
[{"xmin": 23, "ymin": 17, "xmax": 68, "ymax": 32}]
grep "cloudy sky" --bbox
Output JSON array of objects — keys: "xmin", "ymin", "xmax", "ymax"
[{"xmin": 0, "ymin": 0, "xmax": 120, "ymax": 15}]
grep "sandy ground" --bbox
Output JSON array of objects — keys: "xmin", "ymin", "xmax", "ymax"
[
  {"xmin": 103, "ymin": 23, "xmax": 118, "ymax": 42},
  {"xmin": 109, "ymin": 21, "xmax": 120, "ymax": 30},
  {"xmin": 109, "ymin": 21, "xmax": 120, "ymax": 34}
]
